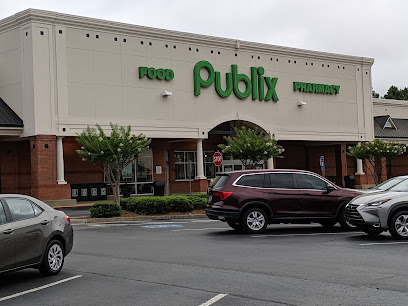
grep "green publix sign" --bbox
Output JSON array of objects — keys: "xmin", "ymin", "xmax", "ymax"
[
  {"xmin": 139, "ymin": 62, "xmax": 341, "ymax": 100},
  {"xmin": 194, "ymin": 61, "xmax": 279, "ymax": 102}
]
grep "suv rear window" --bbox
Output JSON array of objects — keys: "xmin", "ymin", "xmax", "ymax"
[
  {"xmin": 235, "ymin": 174, "xmax": 264, "ymax": 188},
  {"xmin": 211, "ymin": 174, "xmax": 231, "ymax": 188}
]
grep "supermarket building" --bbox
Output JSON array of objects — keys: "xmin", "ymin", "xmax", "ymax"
[{"xmin": 0, "ymin": 9, "xmax": 377, "ymax": 201}]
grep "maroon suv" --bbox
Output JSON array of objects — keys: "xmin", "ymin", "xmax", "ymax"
[{"xmin": 206, "ymin": 169, "xmax": 362, "ymax": 233}]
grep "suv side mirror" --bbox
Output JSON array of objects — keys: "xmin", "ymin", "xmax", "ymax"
[{"xmin": 326, "ymin": 185, "xmax": 336, "ymax": 193}]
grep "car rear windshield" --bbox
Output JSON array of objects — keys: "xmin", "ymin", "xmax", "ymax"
[{"xmin": 211, "ymin": 174, "xmax": 231, "ymax": 188}]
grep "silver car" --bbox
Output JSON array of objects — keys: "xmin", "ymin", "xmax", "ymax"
[
  {"xmin": 0, "ymin": 194, "xmax": 73, "ymax": 275},
  {"xmin": 364, "ymin": 175, "xmax": 408, "ymax": 193},
  {"xmin": 345, "ymin": 180, "xmax": 408, "ymax": 239}
]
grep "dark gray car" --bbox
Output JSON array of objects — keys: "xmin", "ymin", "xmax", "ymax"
[{"xmin": 0, "ymin": 194, "xmax": 73, "ymax": 276}]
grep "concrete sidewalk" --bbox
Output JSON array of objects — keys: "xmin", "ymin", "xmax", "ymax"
[
  {"xmin": 49, "ymin": 200, "xmax": 208, "ymax": 224},
  {"xmin": 47, "ymin": 200, "xmax": 110, "ymax": 209}
]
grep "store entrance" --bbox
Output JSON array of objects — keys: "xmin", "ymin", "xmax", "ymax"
[{"xmin": 208, "ymin": 119, "xmax": 269, "ymax": 174}]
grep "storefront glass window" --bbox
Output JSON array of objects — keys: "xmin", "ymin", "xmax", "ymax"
[
  {"xmin": 175, "ymin": 151, "xmax": 216, "ymax": 180},
  {"xmin": 204, "ymin": 152, "xmax": 213, "ymax": 163},
  {"xmin": 137, "ymin": 156, "xmax": 153, "ymax": 182},
  {"xmin": 121, "ymin": 161, "xmax": 135, "ymax": 182},
  {"xmin": 106, "ymin": 148, "xmax": 154, "ymax": 195},
  {"xmin": 205, "ymin": 163, "xmax": 216, "ymax": 179},
  {"xmin": 175, "ymin": 151, "xmax": 195, "ymax": 180},
  {"xmin": 137, "ymin": 182, "xmax": 154, "ymax": 194}
]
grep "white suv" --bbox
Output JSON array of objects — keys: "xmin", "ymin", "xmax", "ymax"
[{"xmin": 345, "ymin": 179, "xmax": 408, "ymax": 239}]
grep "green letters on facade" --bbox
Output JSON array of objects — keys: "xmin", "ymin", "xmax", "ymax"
[
  {"xmin": 193, "ymin": 61, "xmax": 279, "ymax": 102},
  {"xmin": 293, "ymin": 82, "xmax": 340, "ymax": 95},
  {"xmin": 139, "ymin": 67, "xmax": 174, "ymax": 80}
]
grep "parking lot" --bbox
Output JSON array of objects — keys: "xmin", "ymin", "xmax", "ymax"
[{"xmin": 1, "ymin": 219, "xmax": 408, "ymax": 305}]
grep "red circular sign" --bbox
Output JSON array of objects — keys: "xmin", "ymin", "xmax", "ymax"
[{"xmin": 213, "ymin": 152, "xmax": 223, "ymax": 166}]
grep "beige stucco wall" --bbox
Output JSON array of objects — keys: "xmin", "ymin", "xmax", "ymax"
[
  {"xmin": 0, "ymin": 9, "xmax": 375, "ymax": 142},
  {"xmin": 373, "ymin": 98, "xmax": 408, "ymax": 118},
  {"xmin": 0, "ymin": 28, "xmax": 23, "ymax": 118}
]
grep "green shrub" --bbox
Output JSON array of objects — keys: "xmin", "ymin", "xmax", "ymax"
[
  {"xmin": 124, "ymin": 194, "xmax": 204, "ymax": 215},
  {"xmin": 126, "ymin": 197, "xmax": 171, "ymax": 215},
  {"xmin": 166, "ymin": 195, "xmax": 194, "ymax": 212},
  {"xmin": 181, "ymin": 193, "xmax": 207, "ymax": 209},
  {"xmin": 120, "ymin": 197, "xmax": 131, "ymax": 210},
  {"xmin": 90, "ymin": 202, "xmax": 122, "ymax": 218}
]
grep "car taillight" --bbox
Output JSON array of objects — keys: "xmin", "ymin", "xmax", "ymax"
[
  {"xmin": 213, "ymin": 191, "xmax": 233, "ymax": 200},
  {"xmin": 64, "ymin": 215, "xmax": 71, "ymax": 224}
]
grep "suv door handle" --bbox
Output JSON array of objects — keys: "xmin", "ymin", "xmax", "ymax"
[
  {"xmin": 268, "ymin": 191, "xmax": 276, "ymax": 194},
  {"xmin": 3, "ymin": 229, "xmax": 14, "ymax": 235},
  {"xmin": 40, "ymin": 220, "xmax": 50, "ymax": 225}
]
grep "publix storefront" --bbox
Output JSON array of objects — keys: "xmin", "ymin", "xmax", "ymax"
[{"xmin": 0, "ymin": 9, "xmax": 375, "ymax": 202}]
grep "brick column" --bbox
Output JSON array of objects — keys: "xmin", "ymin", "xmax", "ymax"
[{"xmin": 30, "ymin": 135, "xmax": 71, "ymax": 200}]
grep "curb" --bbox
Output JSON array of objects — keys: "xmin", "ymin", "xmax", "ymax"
[{"xmin": 71, "ymin": 214, "xmax": 208, "ymax": 224}]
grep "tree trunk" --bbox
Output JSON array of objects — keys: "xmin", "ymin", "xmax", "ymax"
[
  {"xmin": 375, "ymin": 159, "xmax": 382, "ymax": 185},
  {"xmin": 113, "ymin": 170, "xmax": 121, "ymax": 205},
  {"xmin": 107, "ymin": 169, "xmax": 121, "ymax": 206}
]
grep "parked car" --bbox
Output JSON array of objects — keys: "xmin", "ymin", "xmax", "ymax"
[
  {"xmin": 345, "ymin": 179, "xmax": 408, "ymax": 239},
  {"xmin": 206, "ymin": 169, "xmax": 363, "ymax": 233},
  {"xmin": 364, "ymin": 175, "xmax": 408, "ymax": 193},
  {"xmin": 0, "ymin": 194, "xmax": 73, "ymax": 275}
]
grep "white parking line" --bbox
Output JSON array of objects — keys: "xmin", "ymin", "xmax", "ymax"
[
  {"xmin": 360, "ymin": 241, "xmax": 408, "ymax": 246},
  {"xmin": 199, "ymin": 293, "xmax": 228, "ymax": 306},
  {"xmin": 171, "ymin": 228, "xmax": 226, "ymax": 232},
  {"xmin": 252, "ymin": 232, "xmax": 361, "ymax": 238},
  {"xmin": 0, "ymin": 275, "xmax": 83, "ymax": 302}
]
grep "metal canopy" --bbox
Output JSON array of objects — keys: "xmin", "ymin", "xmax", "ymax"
[{"xmin": 0, "ymin": 97, "xmax": 23, "ymax": 127}]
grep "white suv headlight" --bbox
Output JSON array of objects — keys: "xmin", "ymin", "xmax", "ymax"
[{"xmin": 366, "ymin": 199, "xmax": 391, "ymax": 207}]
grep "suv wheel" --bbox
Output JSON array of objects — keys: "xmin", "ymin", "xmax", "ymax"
[
  {"xmin": 39, "ymin": 240, "xmax": 65, "ymax": 276},
  {"xmin": 389, "ymin": 211, "xmax": 408, "ymax": 240},
  {"xmin": 242, "ymin": 207, "xmax": 268, "ymax": 234},
  {"xmin": 227, "ymin": 221, "xmax": 243, "ymax": 232},
  {"xmin": 338, "ymin": 207, "xmax": 357, "ymax": 231}
]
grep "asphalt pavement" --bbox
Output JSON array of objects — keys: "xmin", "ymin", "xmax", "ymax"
[{"xmin": 1, "ymin": 221, "xmax": 408, "ymax": 305}]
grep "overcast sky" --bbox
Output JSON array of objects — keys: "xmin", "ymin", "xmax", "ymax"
[{"xmin": 1, "ymin": 0, "xmax": 406, "ymax": 96}]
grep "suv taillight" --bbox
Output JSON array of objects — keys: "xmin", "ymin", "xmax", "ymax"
[
  {"xmin": 64, "ymin": 215, "xmax": 71, "ymax": 224},
  {"xmin": 213, "ymin": 191, "xmax": 233, "ymax": 200}
]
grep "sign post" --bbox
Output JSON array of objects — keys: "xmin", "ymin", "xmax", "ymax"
[{"xmin": 320, "ymin": 156, "xmax": 325, "ymax": 177}]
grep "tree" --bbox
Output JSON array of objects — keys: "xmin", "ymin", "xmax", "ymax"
[
  {"xmin": 372, "ymin": 90, "xmax": 380, "ymax": 98},
  {"xmin": 218, "ymin": 127, "xmax": 284, "ymax": 169},
  {"xmin": 76, "ymin": 123, "xmax": 151, "ymax": 205},
  {"xmin": 347, "ymin": 139, "xmax": 406, "ymax": 185},
  {"xmin": 383, "ymin": 85, "xmax": 408, "ymax": 100}
]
